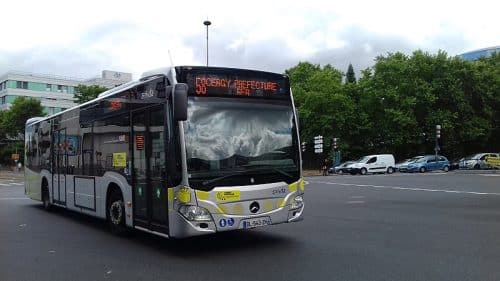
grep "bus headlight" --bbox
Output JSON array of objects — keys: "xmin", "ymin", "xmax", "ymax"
[
  {"xmin": 178, "ymin": 205, "xmax": 212, "ymax": 221},
  {"xmin": 290, "ymin": 195, "xmax": 303, "ymax": 210}
]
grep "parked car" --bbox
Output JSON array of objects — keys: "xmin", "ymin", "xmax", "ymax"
[
  {"xmin": 459, "ymin": 153, "xmax": 500, "ymax": 169},
  {"xmin": 328, "ymin": 161, "xmax": 355, "ymax": 175},
  {"xmin": 345, "ymin": 154, "xmax": 396, "ymax": 175},
  {"xmin": 396, "ymin": 156, "xmax": 424, "ymax": 172},
  {"xmin": 407, "ymin": 155, "xmax": 450, "ymax": 173},
  {"xmin": 450, "ymin": 158, "xmax": 462, "ymax": 170}
]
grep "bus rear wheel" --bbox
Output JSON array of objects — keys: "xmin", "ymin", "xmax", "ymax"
[
  {"xmin": 42, "ymin": 181, "xmax": 51, "ymax": 211},
  {"xmin": 107, "ymin": 191, "xmax": 126, "ymax": 235}
]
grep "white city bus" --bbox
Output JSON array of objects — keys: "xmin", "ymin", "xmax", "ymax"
[{"xmin": 24, "ymin": 66, "xmax": 304, "ymax": 238}]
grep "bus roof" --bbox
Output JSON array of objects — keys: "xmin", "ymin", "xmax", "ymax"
[{"xmin": 26, "ymin": 66, "xmax": 287, "ymax": 127}]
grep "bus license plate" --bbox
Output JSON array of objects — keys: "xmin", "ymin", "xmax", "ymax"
[{"xmin": 240, "ymin": 217, "xmax": 272, "ymax": 229}]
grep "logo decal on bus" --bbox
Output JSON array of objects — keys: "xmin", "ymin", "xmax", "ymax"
[{"xmin": 216, "ymin": 191, "xmax": 241, "ymax": 202}]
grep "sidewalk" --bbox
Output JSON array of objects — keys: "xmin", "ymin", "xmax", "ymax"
[{"xmin": 0, "ymin": 169, "xmax": 24, "ymax": 179}]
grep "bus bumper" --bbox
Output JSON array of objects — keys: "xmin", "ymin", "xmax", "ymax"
[{"xmin": 169, "ymin": 203, "xmax": 305, "ymax": 238}]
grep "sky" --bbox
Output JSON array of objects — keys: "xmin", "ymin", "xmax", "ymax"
[{"xmin": 0, "ymin": 0, "xmax": 498, "ymax": 80}]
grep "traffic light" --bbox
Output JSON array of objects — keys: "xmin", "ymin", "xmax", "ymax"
[
  {"xmin": 333, "ymin": 138, "xmax": 338, "ymax": 150},
  {"xmin": 314, "ymin": 135, "xmax": 323, "ymax": 154},
  {"xmin": 301, "ymin": 142, "xmax": 307, "ymax": 152}
]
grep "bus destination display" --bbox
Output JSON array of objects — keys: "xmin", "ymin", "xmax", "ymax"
[{"xmin": 187, "ymin": 73, "xmax": 289, "ymax": 98}]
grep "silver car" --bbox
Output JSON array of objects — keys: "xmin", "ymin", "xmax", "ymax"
[
  {"xmin": 396, "ymin": 156, "xmax": 424, "ymax": 172},
  {"xmin": 459, "ymin": 153, "xmax": 500, "ymax": 169}
]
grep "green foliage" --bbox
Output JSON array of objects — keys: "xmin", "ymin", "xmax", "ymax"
[
  {"xmin": 0, "ymin": 142, "xmax": 24, "ymax": 165},
  {"xmin": 346, "ymin": 63, "xmax": 356, "ymax": 84},
  {"xmin": 0, "ymin": 97, "xmax": 43, "ymax": 165},
  {"xmin": 287, "ymin": 51, "xmax": 500, "ymax": 165},
  {"xmin": 1, "ymin": 97, "xmax": 44, "ymax": 139},
  {"xmin": 74, "ymin": 84, "xmax": 108, "ymax": 104}
]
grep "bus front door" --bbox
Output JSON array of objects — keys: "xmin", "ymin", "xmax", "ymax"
[
  {"xmin": 52, "ymin": 129, "xmax": 67, "ymax": 205},
  {"xmin": 132, "ymin": 106, "xmax": 169, "ymax": 234}
]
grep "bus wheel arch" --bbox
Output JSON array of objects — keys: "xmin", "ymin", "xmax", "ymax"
[{"xmin": 106, "ymin": 183, "xmax": 126, "ymax": 234}]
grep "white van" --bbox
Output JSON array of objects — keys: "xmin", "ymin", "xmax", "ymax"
[{"xmin": 345, "ymin": 154, "xmax": 396, "ymax": 175}]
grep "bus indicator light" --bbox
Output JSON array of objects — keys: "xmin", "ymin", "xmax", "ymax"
[
  {"xmin": 136, "ymin": 135, "xmax": 145, "ymax": 150},
  {"xmin": 110, "ymin": 101, "xmax": 122, "ymax": 110}
]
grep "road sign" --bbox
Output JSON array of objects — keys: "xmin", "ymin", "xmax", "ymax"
[{"xmin": 314, "ymin": 135, "xmax": 323, "ymax": 153}]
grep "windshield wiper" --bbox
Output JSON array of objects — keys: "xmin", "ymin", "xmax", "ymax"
[
  {"xmin": 201, "ymin": 171, "xmax": 247, "ymax": 186},
  {"xmin": 241, "ymin": 164, "xmax": 296, "ymax": 180}
]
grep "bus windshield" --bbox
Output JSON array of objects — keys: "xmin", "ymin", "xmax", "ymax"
[{"xmin": 184, "ymin": 97, "xmax": 300, "ymax": 190}]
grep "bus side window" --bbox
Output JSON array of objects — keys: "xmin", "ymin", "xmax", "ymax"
[{"xmin": 92, "ymin": 113, "xmax": 130, "ymax": 177}]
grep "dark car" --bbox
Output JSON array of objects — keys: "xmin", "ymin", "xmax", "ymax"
[
  {"xmin": 328, "ymin": 161, "xmax": 355, "ymax": 175},
  {"xmin": 450, "ymin": 158, "xmax": 462, "ymax": 170}
]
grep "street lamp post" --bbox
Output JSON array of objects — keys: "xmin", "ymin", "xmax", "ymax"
[
  {"xmin": 333, "ymin": 138, "xmax": 339, "ymax": 166},
  {"xmin": 203, "ymin": 20, "xmax": 211, "ymax": 67},
  {"xmin": 435, "ymin": 125, "xmax": 441, "ymax": 158}
]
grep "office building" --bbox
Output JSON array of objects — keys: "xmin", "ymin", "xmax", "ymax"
[{"xmin": 0, "ymin": 70, "xmax": 132, "ymax": 115}]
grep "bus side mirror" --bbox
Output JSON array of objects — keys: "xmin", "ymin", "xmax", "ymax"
[{"xmin": 173, "ymin": 83, "xmax": 188, "ymax": 121}]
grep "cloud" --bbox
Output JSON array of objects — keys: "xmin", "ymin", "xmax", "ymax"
[{"xmin": 0, "ymin": 0, "xmax": 498, "ymax": 79}]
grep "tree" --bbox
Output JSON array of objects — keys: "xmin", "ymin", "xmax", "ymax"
[
  {"xmin": 0, "ymin": 97, "xmax": 44, "ymax": 165},
  {"xmin": 74, "ymin": 84, "xmax": 108, "ymax": 104},
  {"xmin": 0, "ymin": 110, "xmax": 6, "ymax": 141},
  {"xmin": 345, "ymin": 63, "xmax": 356, "ymax": 84},
  {"xmin": 1, "ymin": 97, "xmax": 44, "ymax": 140},
  {"xmin": 285, "ymin": 50, "xmax": 500, "ymax": 165}
]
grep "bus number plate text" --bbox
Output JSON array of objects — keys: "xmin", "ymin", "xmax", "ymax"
[{"xmin": 240, "ymin": 217, "xmax": 272, "ymax": 229}]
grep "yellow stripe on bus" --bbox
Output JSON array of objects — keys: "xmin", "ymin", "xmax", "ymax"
[
  {"xmin": 299, "ymin": 178, "xmax": 305, "ymax": 191},
  {"xmin": 196, "ymin": 190, "xmax": 210, "ymax": 200}
]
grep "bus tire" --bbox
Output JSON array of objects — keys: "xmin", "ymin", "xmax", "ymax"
[
  {"xmin": 107, "ymin": 187, "xmax": 126, "ymax": 235},
  {"xmin": 41, "ymin": 179, "xmax": 51, "ymax": 211}
]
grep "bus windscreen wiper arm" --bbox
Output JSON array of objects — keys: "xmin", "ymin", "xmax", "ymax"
[{"xmin": 202, "ymin": 171, "xmax": 247, "ymax": 186}]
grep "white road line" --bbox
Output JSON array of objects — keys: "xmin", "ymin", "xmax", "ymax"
[
  {"xmin": 0, "ymin": 197, "xmax": 30, "ymax": 200},
  {"xmin": 310, "ymin": 180, "xmax": 500, "ymax": 196},
  {"xmin": 0, "ymin": 183, "xmax": 10, "ymax": 186},
  {"xmin": 10, "ymin": 183, "xmax": 24, "ymax": 186},
  {"xmin": 479, "ymin": 174, "xmax": 500, "ymax": 177},
  {"xmin": 346, "ymin": 200, "xmax": 365, "ymax": 204}
]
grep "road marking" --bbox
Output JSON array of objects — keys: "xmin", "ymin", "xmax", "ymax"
[
  {"xmin": 0, "ymin": 197, "xmax": 30, "ymax": 200},
  {"xmin": 346, "ymin": 200, "xmax": 365, "ymax": 204},
  {"xmin": 351, "ymin": 196, "xmax": 364, "ymax": 199},
  {"xmin": 479, "ymin": 174, "xmax": 500, "ymax": 177},
  {"xmin": 0, "ymin": 183, "xmax": 10, "ymax": 186},
  {"xmin": 10, "ymin": 183, "xmax": 24, "ymax": 186},
  {"xmin": 310, "ymin": 180, "xmax": 500, "ymax": 196}
]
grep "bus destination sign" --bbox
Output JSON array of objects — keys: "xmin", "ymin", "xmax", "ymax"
[
  {"xmin": 195, "ymin": 77, "xmax": 278, "ymax": 96},
  {"xmin": 186, "ymin": 72, "xmax": 289, "ymax": 99}
]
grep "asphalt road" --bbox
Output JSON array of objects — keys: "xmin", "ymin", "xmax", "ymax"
[{"xmin": 1, "ymin": 172, "xmax": 500, "ymax": 281}]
